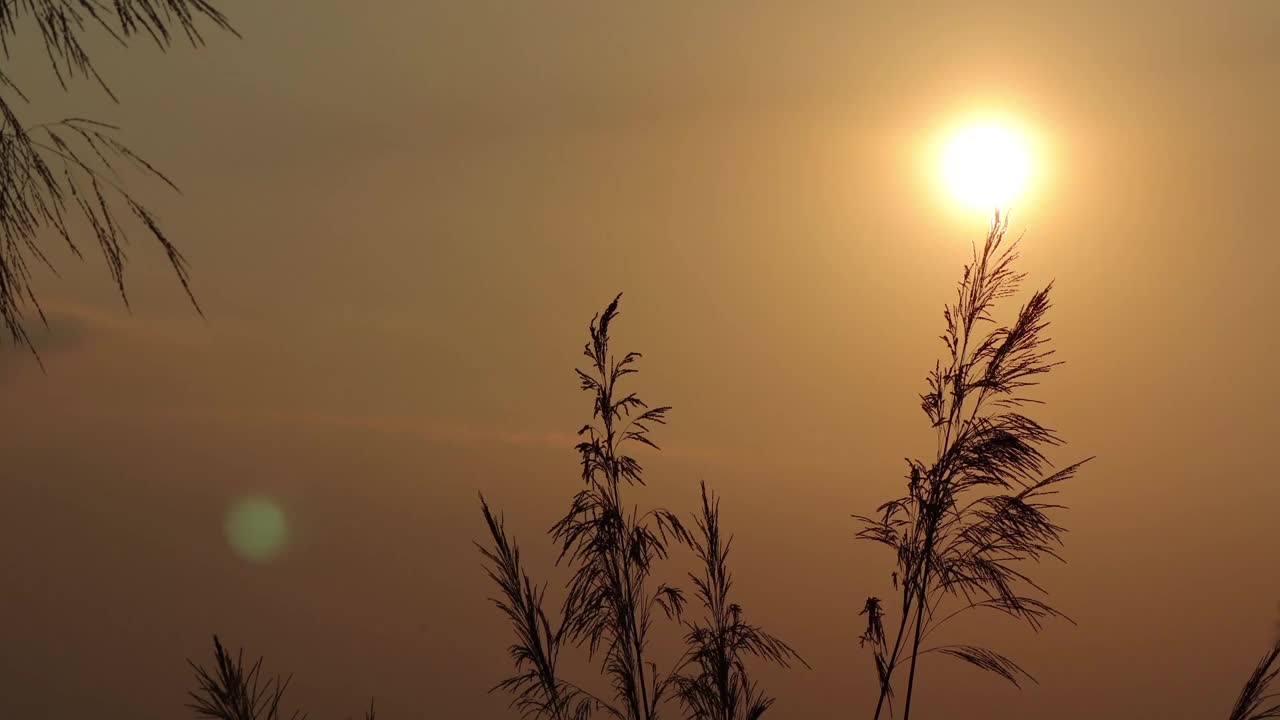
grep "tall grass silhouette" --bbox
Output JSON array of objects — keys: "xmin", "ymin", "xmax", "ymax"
[
  {"xmin": 670, "ymin": 482, "xmax": 807, "ymax": 720},
  {"xmin": 550, "ymin": 293, "xmax": 691, "ymax": 720},
  {"xmin": 479, "ymin": 294, "xmax": 799, "ymax": 720},
  {"xmin": 185, "ymin": 636, "xmax": 379, "ymax": 720},
  {"xmin": 1227, "ymin": 639, "xmax": 1280, "ymax": 720},
  {"xmin": 186, "ymin": 636, "xmax": 306, "ymax": 720},
  {"xmin": 183, "ymin": 236, "xmax": 1279, "ymax": 720},
  {"xmin": 479, "ymin": 497, "xmax": 586, "ymax": 720},
  {"xmin": 854, "ymin": 211, "xmax": 1091, "ymax": 719}
]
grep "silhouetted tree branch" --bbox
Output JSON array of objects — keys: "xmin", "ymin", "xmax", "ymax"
[{"xmin": 0, "ymin": 0, "xmax": 236, "ymax": 351}]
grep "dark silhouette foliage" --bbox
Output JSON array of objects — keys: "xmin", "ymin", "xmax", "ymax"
[
  {"xmin": 1227, "ymin": 640, "xmax": 1280, "ymax": 720},
  {"xmin": 179, "ymin": 232, "xmax": 1276, "ymax": 720},
  {"xmin": 186, "ymin": 636, "xmax": 305, "ymax": 720},
  {"xmin": 853, "ymin": 211, "xmax": 1091, "ymax": 719},
  {"xmin": 671, "ymin": 482, "xmax": 806, "ymax": 720},
  {"xmin": 0, "ymin": 0, "xmax": 236, "ymax": 350},
  {"xmin": 480, "ymin": 294, "xmax": 797, "ymax": 720},
  {"xmin": 479, "ymin": 495, "xmax": 596, "ymax": 720},
  {"xmin": 550, "ymin": 293, "xmax": 693, "ymax": 720}
]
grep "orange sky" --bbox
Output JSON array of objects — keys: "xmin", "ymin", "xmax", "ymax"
[{"xmin": 1, "ymin": 2, "xmax": 1278, "ymax": 719}]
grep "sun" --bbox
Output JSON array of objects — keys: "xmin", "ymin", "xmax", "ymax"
[{"xmin": 940, "ymin": 121, "xmax": 1032, "ymax": 211}]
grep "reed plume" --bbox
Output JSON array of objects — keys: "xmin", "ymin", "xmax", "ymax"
[
  {"xmin": 549, "ymin": 293, "xmax": 693, "ymax": 720},
  {"xmin": 185, "ymin": 636, "xmax": 305, "ymax": 720},
  {"xmin": 1227, "ymin": 640, "xmax": 1280, "ymax": 720},
  {"xmin": 481, "ymin": 293, "xmax": 691, "ymax": 720},
  {"xmin": 481, "ymin": 294, "xmax": 799, "ymax": 720},
  {"xmin": 671, "ymin": 481, "xmax": 806, "ymax": 720},
  {"xmin": 478, "ymin": 495, "xmax": 597, "ymax": 720},
  {"xmin": 854, "ymin": 211, "xmax": 1091, "ymax": 719}
]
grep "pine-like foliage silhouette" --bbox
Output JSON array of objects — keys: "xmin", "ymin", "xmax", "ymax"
[
  {"xmin": 671, "ymin": 482, "xmax": 806, "ymax": 720},
  {"xmin": 1227, "ymin": 640, "xmax": 1280, "ymax": 720},
  {"xmin": 853, "ymin": 211, "xmax": 1091, "ymax": 720},
  {"xmin": 0, "ymin": 1, "xmax": 236, "ymax": 350},
  {"xmin": 479, "ymin": 294, "xmax": 798, "ymax": 720},
  {"xmin": 186, "ymin": 636, "xmax": 306, "ymax": 720}
]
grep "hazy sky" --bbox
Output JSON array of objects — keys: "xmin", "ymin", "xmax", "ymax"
[{"xmin": 1, "ymin": 2, "xmax": 1278, "ymax": 719}]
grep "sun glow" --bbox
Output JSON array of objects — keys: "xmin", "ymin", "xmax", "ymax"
[{"xmin": 940, "ymin": 120, "xmax": 1032, "ymax": 211}]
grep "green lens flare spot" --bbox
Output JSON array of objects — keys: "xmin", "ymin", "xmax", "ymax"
[{"xmin": 225, "ymin": 496, "xmax": 288, "ymax": 563}]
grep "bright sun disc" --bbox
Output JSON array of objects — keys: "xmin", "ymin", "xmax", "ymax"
[{"xmin": 941, "ymin": 122, "xmax": 1030, "ymax": 210}]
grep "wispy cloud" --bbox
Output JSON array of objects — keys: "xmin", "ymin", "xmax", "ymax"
[
  {"xmin": 2, "ymin": 300, "xmax": 219, "ymax": 359},
  {"xmin": 251, "ymin": 410, "xmax": 730, "ymax": 465},
  {"xmin": 254, "ymin": 410, "xmax": 583, "ymax": 452},
  {"xmin": 49, "ymin": 401, "xmax": 730, "ymax": 469},
  {"xmin": 3, "ymin": 302, "xmax": 731, "ymax": 468}
]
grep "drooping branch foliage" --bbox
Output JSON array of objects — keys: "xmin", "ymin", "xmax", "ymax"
[
  {"xmin": 0, "ymin": 1, "xmax": 236, "ymax": 349},
  {"xmin": 671, "ymin": 482, "xmax": 805, "ymax": 720},
  {"xmin": 853, "ymin": 211, "xmax": 1091, "ymax": 719},
  {"xmin": 480, "ymin": 294, "xmax": 798, "ymax": 720},
  {"xmin": 185, "ymin": 635, "xmax": 306, "ymax": 720},
  {"xmin": 1227, "ymin": 640, "xmax": 1280, "ymax": 720}
]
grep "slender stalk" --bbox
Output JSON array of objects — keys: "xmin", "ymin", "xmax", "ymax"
[
  {"xmin": 870, "ymin": 584, "xmax": 915, "ymax": 720},
  {"xmin": 901, "ymin": 525, "xmax": 936, "ymax": 720},
  {"xmin": 903, "ymin": 310, "xmax": 976, "ymax": 719}
]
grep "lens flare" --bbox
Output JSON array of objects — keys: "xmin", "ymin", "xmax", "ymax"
[{"xmin": 225, "ymin": 495, "xmax": 288, "ymax": 563}]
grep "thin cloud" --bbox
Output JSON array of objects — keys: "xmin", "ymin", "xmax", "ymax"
[
  {"xmin": 237, "ymin": 410, "xmax": 726, "ymax": 464},
  {"xmin": 0, "ymin": 304, "xmax": 93, "ymax": 380},
  {"xmin": 52, "ymin": 403, "xmax": 729, "ymax": 468}
]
